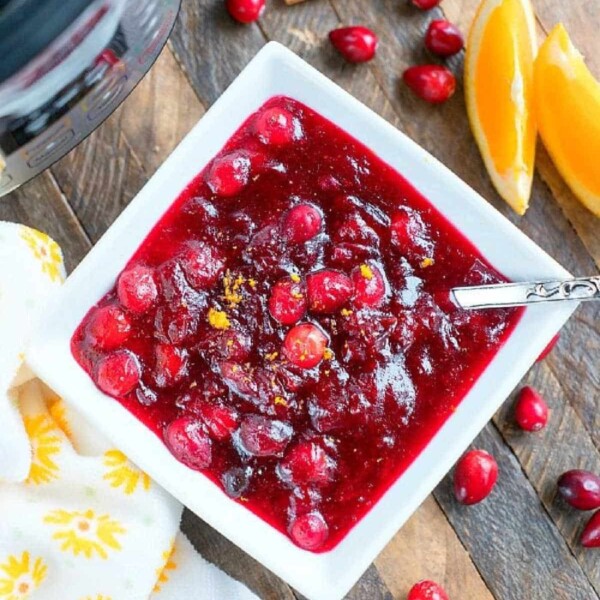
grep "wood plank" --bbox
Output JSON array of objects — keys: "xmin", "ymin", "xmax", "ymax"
[
  {"xmin": 50, "ymin": 47, "xmax": 204, "ymax": 243},
  {"xmin": 0, "ymin": 172, "xmax": 90, "ymax": 272},
  {"xmin": 496, "ymin": 364, "xmax": 600, "ymax": 595},
  {"xmin": 375, "ymin": 496, "xmax": 494, "ymax": 600},
  {"xmin": 169, "ymin": 0, "xmax": 266, "ymax": 106},
  {"xmin": 436, "ymin": 426, "xmax": 598, "ymax": 600}
]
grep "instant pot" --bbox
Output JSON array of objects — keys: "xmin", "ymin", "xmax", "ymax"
[{"xmin": 0, "ymin": 0, "xmax": 181, "ymax": 197}]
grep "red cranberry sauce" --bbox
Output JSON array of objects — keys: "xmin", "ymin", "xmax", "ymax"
[{"xmin": 71, "ymin": 96, "xmax": 522, "ymax": 552}]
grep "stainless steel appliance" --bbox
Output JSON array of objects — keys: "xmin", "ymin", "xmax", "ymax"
[{"xmin": 0, "ymin": 0, "xmax": 181, "ymax": 197}]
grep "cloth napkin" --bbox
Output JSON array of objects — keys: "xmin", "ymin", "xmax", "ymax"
[{"xmin": 0, "ymin": 222, "xmax": 257, "ymax": 600}]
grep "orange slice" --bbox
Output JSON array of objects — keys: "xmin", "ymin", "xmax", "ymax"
[
  {"xmin": 465, "ymin": 0, "xmax": 537, "ymax": 215},
  {"xmin": 535, "ymin": 24, "xmax": 600, "ymax": 217}
]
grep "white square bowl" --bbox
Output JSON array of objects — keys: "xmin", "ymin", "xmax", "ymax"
[{"xmin": 28, "ymin": 42, "xmax": 577, "ymax": 600}]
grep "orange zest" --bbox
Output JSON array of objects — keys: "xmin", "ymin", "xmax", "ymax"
[{"xmin": 465, "ymin": 0, "xmax": 537, "ymax": 215}]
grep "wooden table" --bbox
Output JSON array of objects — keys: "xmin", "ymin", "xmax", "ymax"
[{"xmin": 2, "ymin": 1, "xmax": 599, "ymax": 598}]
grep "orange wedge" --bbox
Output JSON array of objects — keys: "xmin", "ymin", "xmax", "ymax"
[
  {"xmin": 535, "ymin": 24, "xmax": 600, "ymax": 217},
  {"xmin": 465, "ymin": 0, "xmax": 537, "ymax": 215}
]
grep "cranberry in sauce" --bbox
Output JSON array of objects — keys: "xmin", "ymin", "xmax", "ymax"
[{"xmin": 71, "ymin": 96, "xmax": 521, "ymax": 552}]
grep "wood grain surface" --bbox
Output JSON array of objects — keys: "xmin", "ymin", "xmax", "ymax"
[{"xmin": 1, "ymin": 1, "xmax": 599, "ymax": 598}]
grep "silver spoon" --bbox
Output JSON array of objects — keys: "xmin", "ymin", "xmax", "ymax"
[{"xmin": 452, "ymin": 276, "xmax": 600, "ymax": 310}]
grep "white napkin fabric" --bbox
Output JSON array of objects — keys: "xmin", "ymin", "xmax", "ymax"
[{"xmin": 0, "ymin": 222, "xmax": 257, "ymax": 600}]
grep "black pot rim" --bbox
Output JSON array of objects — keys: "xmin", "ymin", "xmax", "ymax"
[{"xmin": 0, "ymin": 0, "xmax": 96, "ymax": 84}]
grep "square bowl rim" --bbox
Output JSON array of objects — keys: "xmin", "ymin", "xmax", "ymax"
[{"xmin": 27, "ymin": 41, "xmax": 578, "ymax": 600}]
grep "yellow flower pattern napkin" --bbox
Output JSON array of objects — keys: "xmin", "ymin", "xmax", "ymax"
[{"xmin": 0, "ymin": 223, "xmax": 257, "ymax": 600}]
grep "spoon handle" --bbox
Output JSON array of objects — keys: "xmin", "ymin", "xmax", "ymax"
[{"xmin": 452, "ymin": 276, "xmax": 600, "ymax": 310}]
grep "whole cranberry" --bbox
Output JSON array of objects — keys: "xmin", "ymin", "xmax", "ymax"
[
  {"xmin": 557, "ymin": 470, "xmax": 600, "ymax": 511},
  {"xmin": 88, "ymin": 304, "xmax": 131, "ymax": 350},
  {"xmin": 205, "ymin": 151, "xmax": 252, "ymax": 197},
  {"xmin": 178, "ymin": 241, "xmax": 224, "ymax": 290},
  {"xmin": 253, "ymin": 106, "xmax": 301, "ymax": 146},
  {"xmin": 197, "ymin": 403, "xmax": 239, "ymax": 440},
  {"xmin": 306, "ymin": 269, "xmax": 354, "ymax": 313},
  {"xmin": 329, "ymin": 26, "xmax": 379, "ymax": 63},
  {"xmin": 279, "ymin": 441, "xmax": 335, "ymax": 486},
  {"xmin": 164, "ymin": 415, "xmax": 212, "ymax": 470},
  {"xmin": 154, "ymin": 343, "xmax": 189, "ymax": 388},
  {"xmin": 117, "ymin": 264, "xmax": 158, "ymax": 314},
  {"xmin": 289, "ymin": 511, "xmax": 329, "ymax": 551},
  {"xmin": 238, "ymin": 415, "xmax": 293, "ymax": 457},
  {"xmin": 411, "ymin": 0, "xmax": 442, "ymax": 9},
  {"xmin": 283, "ymin": 322, "xmax": 329, "ymax": 369},
  {"xmin": 514, "ymin": 386, "xmax": 549, "ymax": 432},
  {"xmin": 425, "ymin": 20, "xmax": 464, "ymax": 57},
  {"xmin": 403, "ymin": 65, "xmax": 456, "ymax": 104},
  {"xmin": 581, "ymin": 510, "xmax": 600, "ymax": 548},
  {"xmin": 269, "ymin": 276, "xmax": 308, "ymax": 325},
  {"xmin": 454, "ymin": 449, "xmax": 498, "ymax": 505},
  {"xmin": 351, "ymin": 262, "xmax": 386, "ymax": 308},
  {"xmin": 226, "ymin": 0, "xmax": 265, "ymax": 23},
  {"xmin": 95, "ymin": 350, "xmax": 141, "ymax": 397},
  {"xmin": 407, "ymin": 580, "xmax": 449, "ymax": 600},
  {"xmin": 282, "ymin": 204, "xmax": 322, "ymax": 243},
  {"xmin": 536, "ymin": 333, "xmax": 560, "ymax": 362}
]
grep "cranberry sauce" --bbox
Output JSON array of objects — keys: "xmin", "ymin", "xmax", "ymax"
[{"xmin": 71, "ymin": 96, "xmax": 522, "ymax": 552}]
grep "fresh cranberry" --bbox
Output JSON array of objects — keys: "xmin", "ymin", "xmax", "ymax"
[
  {"xmin": 389, "ymin": 209, "xmax": 431, "ymax": 257},
  {"xmin": 289, "ymin": 511, "xmax": 329, "ymax": 550},
  {"xmin": 197, "ymin": 403, "xmax": 239, "ymax": 440},
  {"xmin": 253, "ymin": 106, "xmax": 300, "ymax": 146},
  {"xmin": 283, "ymin": 323, "xmax": 328, "ymax": 369},
  {"xmin": 411, "ymin": 0, "xmax": 442, "ymax": 9},
  {"xmin": 225, "ymin": 0, "xmax": 265, "ymax": 23},
  {"xmin": 537, "ymin": 333, "xmax": 560, "ymax": 362},
  {"xmin": 155, "ymin": 303, "xmax": 202, "ymax": 346},
  {"xmin": 156, "ymin": 259, "xmax": 192, "ymax": 303},
  {"xmin": 351, "ymin": 262, "xmax": 386, "ymax": 308},
  {"xmin": 238, "ymin": 415, "xmax": 293, "ymax": 456},
  {"xmin": 164, "ymin": 415, "xmax": 212, "ymax": 470},
  {"xmin": 514, "ymin": 386, "xmax": 549, "ymax": 432},
  {"xmin": 95, "ymin": 350, "xmax": 141, "ymax": 397},
  {"xmin": 403, "ymin": 65, "xmax": 456, "ymax": 104},
  {"xmin": 154, "ymin": 343, "xmax": 189, "ymax": 388},
  {"xmin": 329, "ymin": 243, "xmax": 377, "ymax": 270},
  {"xmin": 334, "ymin": 212, "xmax": 379, "ymax": 247},
  {"xmin": 269, "ymin": 276, "xmax": 308, "ymax": 325},
  {"xmin": 306, "ymin": 269, "xmax": 353, "ymax": 313},
  {"xmin": 407, "ymin": 580, "xmax": 449, "ymax": 600},
  {"xmin": 117, "ymin": 264, "xmax": 158, "ymax": 314},
  {"xmin": 581, "ymin": 510, "xmax": 600, "ymax": 548},
  {"xmin": 425, "ymin": 20, "xmax": 464, "ymax": 57},
  {"xmin": 178, "ymin": 242, "xmax": 224, "ymax": 290},
  {"xmin": 329, "ymin": 26, "xmax": 379, "ymax": 63},
  {"xmin": 279, "ymin": 441, "xmax": 335, "ymax": 486},
  {"xmin": 205, "ymin": 151, "xmax": 252, "ymax": 197},
  {"xmin": 557, "ymin": 470, "xmax": 600, "ymax": 511},
  {"xmin": 282, "ymin": 204, "xmax": 322, "ymax": 243},
  {"xmin": 204, "ymin": 327, "xmax": 252, "ymax": 362},
  {"xmin": 88, "ymin": 305, "xmax": 131, "ymax": 350},
  {"xmin": 454, "ymin": 449, "xmax": 498, "ymax": 505}
]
